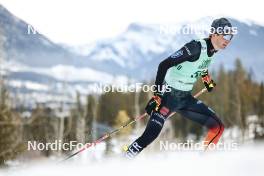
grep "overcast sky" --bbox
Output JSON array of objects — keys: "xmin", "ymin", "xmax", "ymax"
[{"xmin": 1, "ymin": 0, "xmax": 263, "ymax": 45}]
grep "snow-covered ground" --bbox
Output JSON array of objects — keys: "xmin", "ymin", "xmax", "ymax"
[{"xmin": 1, "ymin": 143, "xmax": 263, "ymax": 176}]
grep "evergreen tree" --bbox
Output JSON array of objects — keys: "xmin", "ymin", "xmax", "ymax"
[
  {"xmin": 28, "ymin": 105, "xmax": 58, "ymax": 156},
  {"xmin": 0, "ymin": 86, "xmax": 24, "ymax": 165},
  {"xmin": 257, "ymin": 83, "xmax": 264, "ymax": 117},
  {"xmin": 85, "ymin": 94, "xmax": 97, "ymax": 142}
]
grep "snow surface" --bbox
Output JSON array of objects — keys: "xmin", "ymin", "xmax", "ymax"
[{"xmin": 1, "ymin": 144, "xmax": 263, "ymax": 176}]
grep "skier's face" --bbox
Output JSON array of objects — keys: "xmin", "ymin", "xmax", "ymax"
[{"xmin": 211, "ymin": 34, "xmax": 231, "ymax": 50}]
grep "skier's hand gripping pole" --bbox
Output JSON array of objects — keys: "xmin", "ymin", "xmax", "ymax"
[{"xmin": 60, "ymin": 87, "xmax": 207, "ymax": 162}]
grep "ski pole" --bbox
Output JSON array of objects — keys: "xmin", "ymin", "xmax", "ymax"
[
  {"xmin": 193, "ymin": 87, "xmax": 208, "ymax": 98},
  {"xmin": 60, "ymin": 87, "xmax": 207, "ymax": 162},
  {"xmin": 60, "ymin": 113, "xmax": 147, "ymax": 162}
]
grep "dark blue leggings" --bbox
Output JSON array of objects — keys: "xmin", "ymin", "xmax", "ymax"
[{"xmin": 126, "ymin": 88, "xmax": 224, "ymax": 158}]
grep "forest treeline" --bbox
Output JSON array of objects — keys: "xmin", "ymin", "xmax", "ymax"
[{"xmin": 0, "ymin": 58, "xmax": 264, "ymax": 165}]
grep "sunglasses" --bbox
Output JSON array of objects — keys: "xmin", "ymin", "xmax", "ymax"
[{"xmin": 223, "ymin": 34, "xmax": 233, "ymax": 41}]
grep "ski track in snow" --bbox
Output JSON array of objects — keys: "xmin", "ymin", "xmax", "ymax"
[{"xmin": 1, "ymin": 144, "xmax": 263, "ymax": 176}]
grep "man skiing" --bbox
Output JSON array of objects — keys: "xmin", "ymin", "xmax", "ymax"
[{"xmin": 125, "ymin": 18, "xmax": 234, "ymax": 158}]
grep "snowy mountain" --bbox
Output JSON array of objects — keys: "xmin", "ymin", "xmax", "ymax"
[
  {"xmin": 70, "ymin": 18, "xmax": 264, "ymax": 81},
  {"xmin": 0, "ymin": 5, "xmax": 128, "ymax": 81},
  {"xmin": 0, "ymin": 5, "xmax": 129, "ymax": 107},
  {"xmin": 1, "ymin": 4, "xmax": 264, "ymax": 107},
  {"xmin": 0, "ymin": 6, "xmax": 74, "ymax": 67}
]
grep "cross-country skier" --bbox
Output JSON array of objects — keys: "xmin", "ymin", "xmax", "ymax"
[{"xmin": 125, "ymin": 18, "xmax": 234, "ymax": 158}]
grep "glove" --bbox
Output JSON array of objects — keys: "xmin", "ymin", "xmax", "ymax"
[
  {"xmin": 145, "ymin": 93, "xmax": 162, "ymax": 115},
  {"xmin": 201, "ymin": 72, "xmax": 216, "ymax": 92}
]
